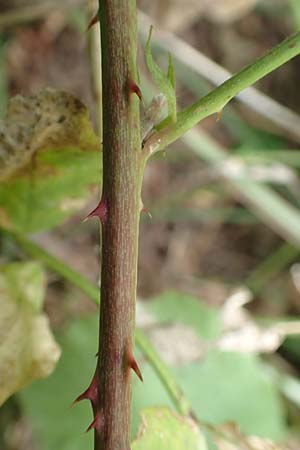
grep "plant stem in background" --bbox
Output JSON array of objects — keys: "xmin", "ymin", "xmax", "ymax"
[
  {"xmin": 246, "ymin": 242, "xmax": 299, "ymax": 295},
  {"xmin": 87, "ymin": 0, "xmax": 102, "ymax": 138},
  {"xmin": 94, "ymin": 1, "xmax": 145, "ymax": 448},
  {"xmin": 143, "ymin": 30, "xmax": 300, "ymax": 155},
  {"xmin": 183, "ymin": 128, "xmax": 300, "ymax": 246}
]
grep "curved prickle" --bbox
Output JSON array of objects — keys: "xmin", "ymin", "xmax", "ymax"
[
  {"xmin": 140, "ymin": 200, "xmax": 152, "ymax": 219},
  {"xmin": 73, "ymin": 372, "xmax": 98, "ymax": 408},
  {"xmin": 86, "ymin": 9, "xmax": 100, "ymax": 31},
  {"xmin": 84, "ymin": 198, "xmax": 107, "ymax": 224},
  {"xmin": 128, "ymin": 79, "xmax": 143, "ymax": 102},
  {"xmin": 86, "ymin": 409, "xmax": 104, "ymax": 433},
  {"xmin": 127, "ymin": 347, "xmax": 143, "ymax": 382}
]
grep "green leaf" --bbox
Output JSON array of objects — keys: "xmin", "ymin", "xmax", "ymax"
[
  {"xmin": 133, "ymin": 351, "xmax": 287, "ymax": 441},
  {"xmin": 167, "ymin": 54, "xmax": 176, "ymax": 89},
  {"xmin": 0, "ymin": 262, "xmax": 60, "ymax": 405},
  {"xmin": 132, "ymin": 363, "xmax": 173, "ymax": 436},
  {"xmin": 132, "ymin": 407, "xmax": 207, "ymax": 450},
  {"xmin": 145, "ymin": 26, "xmax": 177, "ymax": 123},
  {"xmin": 175, "ymin": 352, "xmax": 287, "ymax": 440},
  {"xmin": 0, "ymin": 89, "xmax": 101, "ymax": 233},
  {"xmin": 146, "ymin": 291, "xmax": 221, "ymax": 339},
  {"xmin": 19, "ymin": 313, "xmax": 150, "ymax": 449}
]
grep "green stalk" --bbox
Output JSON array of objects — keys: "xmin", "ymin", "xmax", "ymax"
[
  {"xmin": 143, "ymin": 31, "xmax": 300, "ymax": 155},
  {"xmin": 13, "ymin": 233, "xmax": 99, "ymax": 301},
  {"xmin": 135, "ymin": 329, "xmax": 191, "ymax": 416},
  {"xmin": 12, "ymin": 233, "xmax": 192, "ymax": 417},
  {"xmin": 246, "ymin": 242, "xmax": 299, "ymax": 295}
]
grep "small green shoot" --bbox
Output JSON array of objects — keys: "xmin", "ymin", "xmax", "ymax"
[{"xmin": 145, "ymin": 26, "xmax": 177, "ymax": 125}]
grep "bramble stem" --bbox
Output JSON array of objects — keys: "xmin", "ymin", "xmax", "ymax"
[
  {"xmin": 96, "ymin": 1, "xmax": 144, "ymax": 448},
  {"xmin": 144, "ymin": 31, "xmax": 300, "ymax": 155}
]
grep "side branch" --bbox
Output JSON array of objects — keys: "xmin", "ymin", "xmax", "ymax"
[{"xmin": 143, "ymin": 30, "xmax": 300, "ymax": 155}]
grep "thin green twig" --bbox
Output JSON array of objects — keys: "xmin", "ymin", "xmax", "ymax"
[
  {"xmin": 246, "ymin": 242, "xmax": 299, "ymax": 295},
  {"xmin": 10, "ymin": 232, "xmax": 192, "ymax": 417},
  {"xmin": 144, "ymin": 31, "xmax": 300, "ymax": 155}
]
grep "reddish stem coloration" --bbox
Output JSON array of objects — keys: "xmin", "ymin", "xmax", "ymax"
[
  {"xmin": 128, "ymin": 79, "xmax": 143, "ymax": 102},
  {"xmin": 82, "ymin": 1, "xmax": 145, "ymax": 449},
  {"xmin": 85, "ymin": 197, "xmax": 108, "ymax": 224}
]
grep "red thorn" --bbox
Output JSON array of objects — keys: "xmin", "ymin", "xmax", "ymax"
[
  {"xmin": 141, "ymin": 205, "xmax": 152, "ymax": 219},
  {"xmin": 140, "ymin": 199, "xmax": 152, "ymax": 219},
  {"xmin": 73, "ymin": 374, "xmax": 98, "ymax": 407},
  {"xmin": 128, "ymin": 79, "xmax": 143, "ymax": 101},
  {"xmin": 131, "ymin": 358, "xmax": 143, "ymax": 382},
  {"xmin": 127, "ymin": 350, "xmax": 143, "ymax": 382},
  {"xmin": 86, "ymin": 410, "xmax": 104, "ymax": 433},
  {"xmin": 84, "ymin": 198, "xmax": 107, "ymax": 223},
  {"xmin": 86, "ymin": 10, "xmax": 99, "ymax": 31}
]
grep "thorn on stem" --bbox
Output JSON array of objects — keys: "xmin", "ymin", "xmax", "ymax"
[
  {"xmin": 84, "ymin": 198, "xmax": 107, "ymax": 223},
  {"xmin": 127, "ymin": 348, "xmax": 143, "ymax": 382},
  {"xmin": 140, "ymin": 200, "xmax": 152, "ymax": 219},
  {"xmin": 72, "ymin": 373, "xmax": 98, "ymax": 407},
  {"xmin": 86, "ymin": 10, "xmax": 100, "ymax": 31},
  {"xmin": 141, "ymin": 206, "xmax": 152, "ymax": 219},
  {"xmin": 128, "ymin": 79, "xmax": 143, "ymax": 102},
  {"xmin": 86, "ymin": 410, "xmax": 104, "ymax": 433}
]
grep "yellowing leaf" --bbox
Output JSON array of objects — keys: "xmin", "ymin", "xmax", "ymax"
[
  {"xmin": 0, "ymin": 89, "xmax": 99, "ymax": 181},
  {"xmin": 0, "ymin": 262, "xmax": 61, "ymax": 406},
  {"xmin": 0, "ymin": 89, "xmax": 101, "ymax": 232}
]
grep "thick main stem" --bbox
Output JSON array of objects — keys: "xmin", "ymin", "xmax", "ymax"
[{"xmin": 96, "ymin": 1, "xmax": 143, "ymax": 449}]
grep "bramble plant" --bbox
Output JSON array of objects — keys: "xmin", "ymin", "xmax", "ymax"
[{"xmin": 1, "ymin": 1, "xmax": 300, "ymax": 450}]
